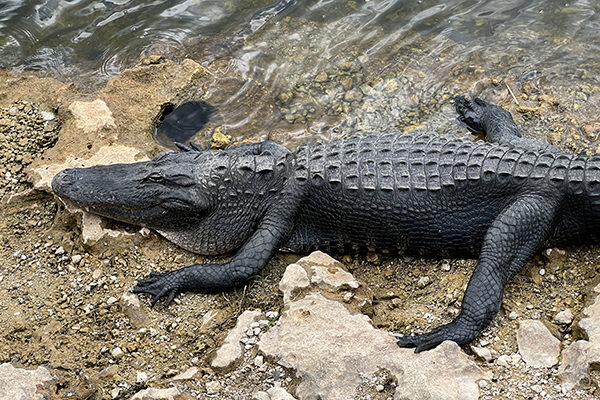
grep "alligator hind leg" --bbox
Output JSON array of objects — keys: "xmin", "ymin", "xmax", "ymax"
[
  {"xmin": 454, "ymin": 96, "xmax": 562, "ymax": 155},
  {"xmin": 396, "ymin": 193, "xmax": 561, "ymax": 352}
]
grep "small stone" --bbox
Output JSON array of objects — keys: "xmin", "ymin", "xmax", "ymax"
[
  {"xmin": 478, "ymin": 380, "xmax": 489, "ymax": 389},
  {"xmin": 266, "ymin": 311, "xmax": 278, "ymax": 319},
  {"xmin": 417, "ymin": 276, "xmax": 430, "ymax": 288},
  {"xmin": 107, "ymin": 297, "xmax": 118, "ymax": 305},
  {"xmin": 205, "ymin": 381, "xmax": 221, "ymax": 395},
  {"xmin": 92, "ymin": 269, "xmax": 103, "ymax": 280},
  {"xmin": 120, "ymin": 292, "xmax": 149, "ymax": 328},
  {"xmin": 471, "ymin": 346, "xmax": 493, "ymax": 362},
  {"xmin": 315, "ymin": 71, "xmax": 328, "ymax": 83},
  {"xmin": 554, "ymin": 309, "xmax": 574, "ymax": 325},
  {"xmin": 136, "ymin": 371, "xmax": 147, "ymax": 383},
  {"xmin": 172, "ymin": 367, "xmax": 199, "ymax": 381},
  {"xmin": 266, "ymin": 386, "xmax": 296, "ymax": 400},
  {"xmin": 496, "ymin": 354, "xmax": 511, "ymax": 367},
  {"xmin": 254, "ymin": 355, "xmax": 264, "ymax": 367},
  {"xmin": 111, "ymin": 347, "xmax": 124, "ymax": 358},
  {"xmin": 40, "ymin": 111, "xmax": 55, "ymax": 121},
  {"xmin": 508, "ymin": 311, "xmax": 518, "ymax": 320},
  {"xmin": 375, "ymin": 384, "xmax": 384, "ymax": 392},
  {"xmin": 71, "ymin": 254, "xmax": 83, "ymax": 264},
  {"xmin": 55, "ymin": 246, "xmax": 65, "ymax": 255},
  {"xmin": 131, "ymin": 387, "xmax": 180, "ymax": 400}
]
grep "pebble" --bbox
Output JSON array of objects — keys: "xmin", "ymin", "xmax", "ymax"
[
  {"xmin": 107, "ymin": 297, "xmax": 118, "ymax": 305},
  {"xmin": 554, "ymin": 309, "xmax": 574, "ymax": 325},
  {"xmin": 111, "ymin": 347, "xmax": 124, "ymax": 358},
  {"xmin": 92, "ymin": 269, "xmax": 103, "ymax": 279},
  {"xmin": 508, "ymin": 311, "xmax": 519, "ymax": 320},
  {"xmin": 205, "ymin": 381, "xmax": 221, "ymax": 395},
  {"xmin": 496, "ymin": 354, "xmax": 512, "ymax": 367},
  {"xmin": 471, "ymin": 346, "xmax": 493, "ymax": 362},
  {"xmin": 136, "ymin": 371, "xmax": 147, "ymax": 383},
  {"xmin": 417, "ymin": 276, "xmax": 430, "ymax": 287},
  {"xmin": 254, "ymin": 355, "xmax": 264, "ymax": 367}
]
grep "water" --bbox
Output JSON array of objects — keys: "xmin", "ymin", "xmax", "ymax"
[{"xmin": 1, "ymin": 0, "xmax": 599, "ymax": 148}]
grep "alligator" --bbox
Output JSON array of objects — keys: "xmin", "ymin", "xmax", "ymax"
[{"xmin": 51, "ymin": 97, "xmax": 600, "ymax": 352}]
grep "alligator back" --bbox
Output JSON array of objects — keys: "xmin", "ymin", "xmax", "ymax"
[{"xmin": 285, "ymin": 132, "xmax": 598, "ymax": 257}]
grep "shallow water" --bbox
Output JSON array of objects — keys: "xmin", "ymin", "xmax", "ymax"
[{"xmin": 1, "ymin": 0, "xmax": 599, "ymax": 146}]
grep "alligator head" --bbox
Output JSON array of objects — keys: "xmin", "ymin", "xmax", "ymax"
[
  {"xmin": 51, "ymin": 141, "xmax": 294, "ymax": 254},
  {"xmin": 51, "ymin": 150, "xmax": 212, "ymax": 230}
]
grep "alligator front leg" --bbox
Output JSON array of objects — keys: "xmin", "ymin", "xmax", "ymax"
[
  {"xmin": 396, "ymin": 193, "xmax": 561, "ymax": 352},
  {"xmin": 132, "ymin": 196, "xmax": 299, "ymax": 307}
]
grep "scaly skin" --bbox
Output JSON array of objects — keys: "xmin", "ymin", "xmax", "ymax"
[{"xmin": 51, "ymin": 97, "xmax": 600, "ymax": 352}]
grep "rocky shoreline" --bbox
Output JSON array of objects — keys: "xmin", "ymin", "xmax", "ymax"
[{"xmin": 1, "ymin": 57, "xmax": 600, "ymax": 399}]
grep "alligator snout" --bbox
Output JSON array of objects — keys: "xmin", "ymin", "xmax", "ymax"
[{"xmin": 51, "ymin": 168, "xmax": 79, "ymax": 198}]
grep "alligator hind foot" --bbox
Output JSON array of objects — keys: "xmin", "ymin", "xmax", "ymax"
[
  {"xmin": 395, "ymin": 317, "xmax": 482, "ymax": 353},
  {"xmin": 455, "ymin": 96, "xmax": 523, "ymax": 142},
  {"xmin": 455, "ymin": 95, "xmax": 563, "ymax": 155}
]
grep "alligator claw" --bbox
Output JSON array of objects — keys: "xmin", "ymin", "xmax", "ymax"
[
  {"xmin": 395, "ymin": 331, "xmax": 447, "ymax": 353},
  {"xmin": 395, "ymin": 318, "xmax": 480, "ymax": 353},
  {"xmin": 454, "ymin": 96, "xmax": 487, "ymax": 135},
  {"xmin": 132, "ymin": 270, "xmax": 183, "ymax": 307}
]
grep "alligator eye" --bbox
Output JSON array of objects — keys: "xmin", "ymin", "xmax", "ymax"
[{"xmin": 146, "ymin": 173, "xmax": 164, "ymax": 183}]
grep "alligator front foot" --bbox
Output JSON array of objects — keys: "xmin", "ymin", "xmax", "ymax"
[
  {"xmin": 132, "ymin": 270, "xmax": 186, "ymax": 307},
  {"xmin": 395, "ymin": 318, "xmax": 481, "ymax": 353}
]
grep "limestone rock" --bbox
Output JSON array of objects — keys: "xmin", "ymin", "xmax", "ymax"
[
  {"xmin": 557, "ymin": 282, "xmax": 600, "ymax": 390},
  {"xmin": 68, "ymin": 99, "xmax": 116, "ymax": 134},
  {"xmin": 0, "ymin": 363, "xmax": 55, "ymax": 400},
  {"xmin": 211, "ymin": 310, "xmax": 263, "ymax": 372},
  {"xmin": 278, "ymin": 251, "xmax": 373, "ymax": 315},
  {"xmin": 130, "ymin": 387, "xmax": 180, "ymax": 400},
  {"xmin": 259, "ymin": 253, "xmax": 490, "ymax": 400},
  {"xmin": 516, "ymin": 320, "xmax": 560, "ymax": 368},
  {"xmin": 120, "ymin": 291, "xmax": 149, "ymax": 328},
  {"xmin": 267, "ymin": 385, "xmax": 297, "ymax": 400},
  {"xmin": 554, "ymin": 309, "xmax": 574, "ymax": 325}
]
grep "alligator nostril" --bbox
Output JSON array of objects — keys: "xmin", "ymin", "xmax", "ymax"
[{"xmin": 51, "ymin": 169, "xmax": 77, "ymax": 193}]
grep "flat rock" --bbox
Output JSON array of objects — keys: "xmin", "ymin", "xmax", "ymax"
[
  {"xmin": 267, "ymin": 385, "xmax": 297, "ymax": 400},
  {"xmin": 516, "ymin": 320, "xmax": 560, "ymax": 368},
  {"xmin": 0, "ymin": 363, "xmax": 55, "ymax": 400},
  {"xmin": 278, "ymin": 251, "xmax": 373, "ymax": 315},
  {"xmin": 68, "ymin": 99, "xmax": 116, "ymax": 134},
  {"xmin": 557, "ymin": 282, "xmax": 600, "ymax": 390},
  {"xmin": 211, "ymin": 310, "xmax": 264, "ymax": 372},
  {"xmin": 259, "ymin": 253, "xmax": 490, "ymax": 400},
  {"xmin": 130, "ymin": 387, "xmax": 180, "ymax": 400}
]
